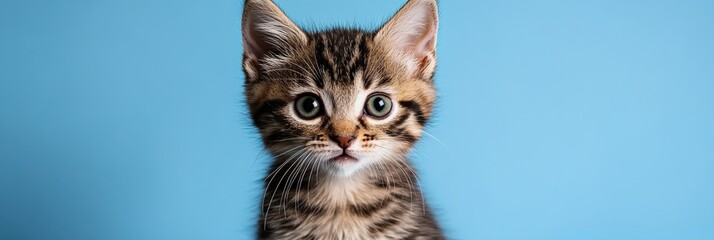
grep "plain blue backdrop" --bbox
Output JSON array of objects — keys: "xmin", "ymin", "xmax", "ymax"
[{"xmin": 1, "ymin": 0, "xmax": 713, "ymax": 239}]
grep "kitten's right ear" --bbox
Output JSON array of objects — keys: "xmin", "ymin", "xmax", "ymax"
[
  {"xmin": 242, "ymin": 0, "xmax": 306, "ymax": 81},
  {"xmin": 376, "ymin": 0, "xmax": 438, "ymax": 80}
]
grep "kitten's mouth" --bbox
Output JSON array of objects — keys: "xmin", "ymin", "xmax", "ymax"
[{"xmin": 331, "ymin": 152, "xmax": 358, "ymax": 162}]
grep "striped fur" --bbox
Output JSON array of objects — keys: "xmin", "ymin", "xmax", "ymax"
[{"xmin": 242, "ymin": 0, "xmax": 443, "ymax": 239}]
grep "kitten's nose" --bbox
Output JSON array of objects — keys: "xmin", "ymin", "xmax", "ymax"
[
  {"xmin": 329, "ymin": 119, "xmax": 357, "ymax": 149},
  {"xmin": 330, "ymin": 135, "xmax": 355, "ymax": 149}
]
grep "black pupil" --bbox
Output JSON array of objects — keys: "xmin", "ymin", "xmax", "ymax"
[
  {"xmin": 372, "ymin": 97, "xmax": 385, "ymax": 112},
  {"xmin": 302, "ymin": 97, "xmax": 317, "ymax": 113}
]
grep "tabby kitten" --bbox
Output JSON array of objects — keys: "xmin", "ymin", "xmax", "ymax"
[{"xmin": 242, "ymin": 0, "xmax": 443, "ymax": 239}]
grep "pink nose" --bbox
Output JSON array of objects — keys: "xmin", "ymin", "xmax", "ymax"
[{"xmin": 331, "ymin": 135, "xmax": 355, "ymax": 149}]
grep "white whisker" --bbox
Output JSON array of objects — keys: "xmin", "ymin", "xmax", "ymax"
[
  {"xmin": 422, "ymin": 130, "xmax": 446, "ymax": 147},
  {"xmin": 262, "ymin": 148, "xmax": 306, "ymax": 229},
  {"xmin": 274, "ymin": 149, "xmax": 310, "ymax": 218}
]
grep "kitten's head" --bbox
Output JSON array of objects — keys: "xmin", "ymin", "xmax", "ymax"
[{"xmin": 242, "ymin": 0, "xmax": 438, "ymax": 177}]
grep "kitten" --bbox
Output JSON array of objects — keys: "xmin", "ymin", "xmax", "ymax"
[{"xmin": 241, "ymin": 0, "xmax": 443, "ymax": 239}]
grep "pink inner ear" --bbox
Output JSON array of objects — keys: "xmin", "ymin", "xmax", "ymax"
[
  {"xmin": 375, "ymin": 0, "xmax": 438, "ymax": 68},
  {"xmin": 241, "ymin": 16, "xmax": 267, "ymax": 79},
  {"xmin": 413, "ymin": 24, "xmax": 437, "ymax": 58},
  {"xmin": 241, "ymin": 0, "xmax": 306, "ymax": 62},
  {"xmin": 243, "ymin": 17, "xmax": 271, "ymax": 61},
  {"xmin": 243, "ymin": 18, "xmax": 258, "ymax": 57}
]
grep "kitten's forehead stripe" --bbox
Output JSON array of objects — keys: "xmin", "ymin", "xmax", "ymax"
[
  {"xmin": 376, "ymin": 76, "xmax": 392, "ymax": 87},
  {"xmin": 311, "ymin": 29, "xmax": 369, "ymax": 86},
  {"xmin": 313, "ymin": 36, "xmax": 332, "ymax": 88}
]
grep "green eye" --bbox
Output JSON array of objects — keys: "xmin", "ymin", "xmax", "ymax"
[
  {"xmin": 294, "ymin": 94, "xmax": 322, "ymax": 120},
  {"xmin": 364, "ymin": 94, "xmax": 392, "ymax": 119}
]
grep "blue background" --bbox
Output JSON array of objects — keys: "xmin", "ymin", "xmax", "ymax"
[{"xmin": 1, "ymin": 0, "xmax": 713, "ymax": 239}]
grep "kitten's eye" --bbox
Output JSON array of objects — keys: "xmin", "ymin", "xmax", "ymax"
[
  {"xmin": 294, "ymin": 94, "xmax": 323, "ymax": 120},
  {"xmin": 364, "ymin": 94, "xmax": 392, "ymax": 119}
]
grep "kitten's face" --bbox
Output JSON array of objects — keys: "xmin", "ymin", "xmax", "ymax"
[{"xmin": 242, "ymin": 0, "xmax": 438, "ymax": 177}]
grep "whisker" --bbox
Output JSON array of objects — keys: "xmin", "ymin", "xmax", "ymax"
[
  {"xmin": 284, "ymin": 150, "xmax": 312, "ymax": 215},
  {"xmin": 400, "ymin": 154, "xmax": 427, "ymax": 215},
  {"xmin": 262, "ymin": 148, "xmax": 306, "ymax": 229},
  {"xmin": 306, "ymin": 152, "xmax": 325, "ymax": 204},
  {"xmin": 386, "ymin": 156, "xmax": 416, "ymax": 211},
  {"xmin": 268, "ymin": 137, "xmax": 310, "ymax": 143},
  {"xmin": 263, "ymin": 146, "xmax": 304, "ymax": 180},
  {"xmin": 422, "ymin": 130, "xmax": 447, "ymax": 147},
  {"xmin": 374, "ymin": 145, "xmax": 425, "ymax": 213},
  {"xmin": 249, "ymin": 148, "xmax": 269, "ymax": 171},
  {"xmin": 272, "ymin": 149, "xmax": 309, "ymax": 218},
  {"xmin": 292, "ymin": 151, "xmax": 315, "ymax": 212}
]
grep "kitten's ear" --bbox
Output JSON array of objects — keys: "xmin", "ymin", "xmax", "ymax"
[
  {"xmin": 376, "ymin": 0, "xmax": 438, "ymax": 79},
  {"xmin": 242, "ymin": 0, "xmax": 307, "ymax": 80}
]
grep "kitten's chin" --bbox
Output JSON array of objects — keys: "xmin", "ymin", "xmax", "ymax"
[{"xmin": 323, "ymin": 154, "xmax": 367, "ymax": 178}]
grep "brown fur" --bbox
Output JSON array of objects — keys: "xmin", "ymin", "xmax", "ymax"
[{"xmin": 242, "ymin": 0, "xmax": 444, "ymax": 239}]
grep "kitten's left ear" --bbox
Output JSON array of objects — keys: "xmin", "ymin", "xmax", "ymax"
[
  {"xmin": 242, "ymin": 0, "xmax": 307, "ymax": 81},
  {"xmin": 376, "ymin": 0, "xmax": 438, "ymax": 80}
]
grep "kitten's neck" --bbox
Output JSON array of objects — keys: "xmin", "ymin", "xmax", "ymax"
[{"xmin": 263, "ymin": 157, "xmax": 422, "ymax": 207}]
